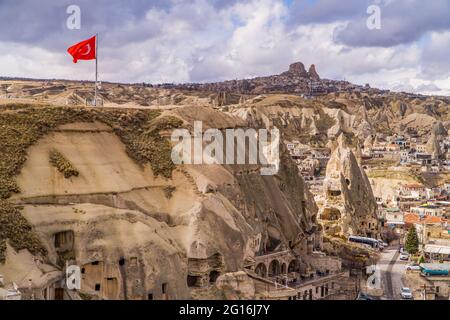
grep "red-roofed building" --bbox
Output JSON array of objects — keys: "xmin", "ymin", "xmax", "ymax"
[
  {"xmin": 405, "ymin": 213, "xmax": 450, "ymax": 244},
  {"xmin": 404, "ymin": 213, "xmax": 420, "ymax": 227},
  {"xmin": 404, "ymin": 213, "xmax": 446, "ymax": 226}
]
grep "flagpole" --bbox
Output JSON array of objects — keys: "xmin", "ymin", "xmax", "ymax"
[{"xmin": 94, "ymin": 33, "xmax": 98, "ymax": 107}]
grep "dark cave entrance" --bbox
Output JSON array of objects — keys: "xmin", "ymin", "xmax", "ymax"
[
  {"xmin": 209, "ymin": 271, "xmax": 220, "ymax": 284},
  {"xmin": 187, "ymin": 275, "xmax": 201, "ymax": 287}
]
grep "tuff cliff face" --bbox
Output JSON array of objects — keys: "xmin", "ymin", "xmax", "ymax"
[
  {"xmin": 308, "ymin": 64, "xmax": 320, "ymax": 81},
  {"xmin": 322, "ymin": 134, "xmax": 379, "ymax": 238},
  {"xmin": 0, "ymin": 107, "xmax": 191, "ymax": 299},
  {"xmin": 0, "ymin": 104, "xmax": 320, "ymax": 300},
  {"xmin": 426, "ymin": 133, "xmax": 441, "ymax": 159},
  {"xmin": 281, "ymin": 62, "xmax": 309, "ymax": 78}
]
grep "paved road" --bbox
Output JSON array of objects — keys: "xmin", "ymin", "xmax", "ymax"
[{"xmin": 377, "ymin": 246, "xmax": 408, "ymax": 300}]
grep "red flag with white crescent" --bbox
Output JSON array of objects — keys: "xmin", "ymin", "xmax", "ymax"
[{"xmin": 67, "ymin": 36, "xmax": 96, "ymax": 63}]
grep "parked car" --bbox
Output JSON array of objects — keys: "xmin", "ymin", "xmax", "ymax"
[
  {"xmin": 399, "ymin": 247, "xmax": 408, "ymax": 254},
  {"xmin": 405, "ymin": 264, "xmax": 421, "ymax": 271},
  {"xmin": 401, "ymin": 287, "xmax": 413, "ymax": 299},
  {"xmin": 399, "ymin": 252, "xmax": 410, "ymax": 261}
]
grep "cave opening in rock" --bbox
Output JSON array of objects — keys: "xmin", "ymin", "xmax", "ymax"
[
  {"xmin": 266, "ymin": 235, "xmax": 281, "ymax": 252},
  {"xmin": 281, "ymin": 263, "xmax": 287, "ymax": 274},
  {"xmin": 161, "ymin": 283, "xmax": 169, "ymax": 299},
  {"xmin": 187, "ymin": 275, "xmax": 201, "ymax": 287},
  {"xmin": 268, "ymin": 259, "xmax": 281, "ymax": 277},
  {"xmin": 119, "ymin": 258, "xmax": 125, "ymax": 266},
  {"xmin": 54, "ymin": 230, "xmax": 74, "ymax": 251},
  {"xmin": 255, "ymin": 263, "xmax": 267, "ymax": 278},
  {"xmin": 209, "ymin": 271, "xmax": 220, "ymax": 283},
  {"xmin": 322, "ymin": 207, "xmax": 341, "ymax": 221},
  {"xmin": 288, "ymin": 260, "xmax": 299, "ymax": 273},
  {"xmin": 328, "ymin": 190, "xmax": 341, "ymax": 197}
]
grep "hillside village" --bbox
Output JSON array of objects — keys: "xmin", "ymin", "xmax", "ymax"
[
  {"xmin": 282, "ymin": 111, "xmax": 450, "ymax": 299},
  {"xmin": 1, "ymin": 62, "xmax": 450, "ymax": 300}
]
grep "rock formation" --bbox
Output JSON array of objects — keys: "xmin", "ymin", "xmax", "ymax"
[
  {"xmin": 308, "ymin": 64, "xmax": 320, "ymax": 81},
  {"xmin": 432, "ymin": 120, "xmax": 447, "ymax": 137},
  {"xmin": 215, "ymin": 271, "xmax": 255, "ymax": 299},
  {"xmin": 363, "ymin": 134, "xmax": 374, "ymax": 151},
  {"xmin": 159, "ymin": 61, "xmax": 356, "ymax": 95},
  {"xmin": 283, "ymin": 62, "xmax": 309, "ymax": 78},
  {"xmin": 309, "ymin": 118, "xmax": 320, "ymax": 135},
  {"xmin": 0, "ymin": 104, "xmax": 323, "ymax": 300},
  {"xmin": 322, "ymin": 134, "xmax": 379, "ymax": 238},
  {"xmin": 426, "ymin": 133, "xmax": 441, "ymax": 159}
]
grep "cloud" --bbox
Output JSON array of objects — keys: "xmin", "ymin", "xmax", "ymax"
[
  {"xmin": 0, "ymin": 0, "xmax": 449, "ymax": 95},
  {"xmin": 416, "ymin": 83, "xmax": 441, "ymax": 92},
  {"xmin": 421, "ymin": 31, "xmax": 450, "ymax": 80},
  {"xmin": 0, "ymin": 0, "xmax": 242, "ymax": 48},
  {"xmin": 333, "ymin": 0, "xmax": 450, "ymax": 47},
  {"xmin": 288, "ymin": 0, "xmax": 370, "ymax": 25},
  {"xmin": 0, "ymin": 0, "xmax": 170, "ymax": 56}
]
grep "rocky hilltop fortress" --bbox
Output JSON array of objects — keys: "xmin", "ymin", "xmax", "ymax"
[
  {"xmin": 159, "ymin": 61, "xmax": 372, "ymax": 97},
  {"xmin": 1, "ymin": 62, "xmax": 450, "ymax": 300}
]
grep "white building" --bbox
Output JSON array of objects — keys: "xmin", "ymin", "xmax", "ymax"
[{"xmin": 410, "ymin": 204, "xmax": 444, "ymax": 217}]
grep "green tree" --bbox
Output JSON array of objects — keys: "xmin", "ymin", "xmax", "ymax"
[{"xmin": 405, "ymin": 226, "xmax": 419, "ymax": 254}]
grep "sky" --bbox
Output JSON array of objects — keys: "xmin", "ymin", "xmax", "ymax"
[{"xmin": 1, "ymin": 0, "xmax": 450, "ymax": 95}]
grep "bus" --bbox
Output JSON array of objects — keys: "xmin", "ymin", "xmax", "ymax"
[
  {"xmin": 420, "ymin": 263, "xmax": 450, "ymax": 276},
  {"xmin": 348, "ymin": 236, "xmax": 380, "ymax": 249}
]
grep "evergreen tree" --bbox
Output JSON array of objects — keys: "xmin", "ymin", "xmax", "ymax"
[
  {"xmin": 418, "ymin": 255, "xmax": 425, "ymax": 264},
  {"xmin": 405, "ymin": 226, "xmax": 419, "ymax": 254}
]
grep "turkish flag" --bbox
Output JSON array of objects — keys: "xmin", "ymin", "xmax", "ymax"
[{"xmin": 67, "ymin": 36, "xmax": 96, "ymax": 63}]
